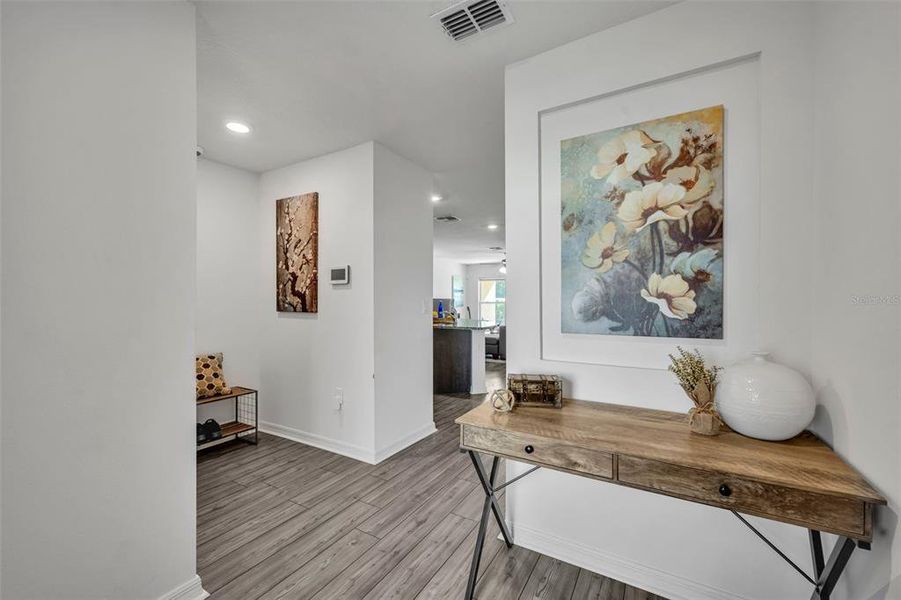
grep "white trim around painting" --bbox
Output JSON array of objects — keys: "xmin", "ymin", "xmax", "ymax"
[{"xmin": 537, "ymin": 55, "xmax": 762, "ymax": 370}]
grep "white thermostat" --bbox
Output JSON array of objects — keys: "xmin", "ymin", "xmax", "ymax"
[{"xmin": 330, "ymin": 265, "xmax": 350, "ymax": 285}]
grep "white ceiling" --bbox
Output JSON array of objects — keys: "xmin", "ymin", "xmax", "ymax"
[{"xmin": 196, "ymin": 0, "xmax": 670, "ymax": 263}]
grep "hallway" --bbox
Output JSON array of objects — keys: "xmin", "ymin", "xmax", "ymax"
[{"xmin": 196, "ymin": 361, "xmax": 662, "ymax": 599}]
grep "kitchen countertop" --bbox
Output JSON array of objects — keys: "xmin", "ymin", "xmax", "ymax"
[{"xmin": 433, "ymin": 319, "xmax": 494, "ymax": 331}]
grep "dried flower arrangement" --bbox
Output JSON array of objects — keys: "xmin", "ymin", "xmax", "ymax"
[{"xmin": 668, "ymin": 346, "xmax": 722, "ymax": 435}]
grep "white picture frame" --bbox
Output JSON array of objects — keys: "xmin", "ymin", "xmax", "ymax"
[{"xmin": 538, "ymin": 58, "xmax": 761, "ymax": 369}]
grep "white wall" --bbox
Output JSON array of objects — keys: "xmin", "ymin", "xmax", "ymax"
[
  {"xmin": 1, "ymin": 3, "xmax": 201, "ymax": 599},
  {"xmin": 433, "ymin": 256, "xmax": 464, "ymax": 299},
  {"xmin": 199, "ymin": 141, "xmax": 436, "ymax": 464},
  {"xmin": 810, "ymin": 4, "xmax": 901, "ymax": 597},
  {"xmin": 505, "ymin": 3, "xmax": 899, "ymax": 600},
  {"xmin": 258, "ymin": 142, "xmax": 378, "ymax": 460},
  {"xmin": 1, "ymin": 4, "xmax": 5, "ymax": 591},
  {"xmin": 373, "ymin": 143, "xmax": 435, "ymax": 458},
  {"xmin": 196, "ymin": 159, "xmax": 261, "ymax": 425},
  {"xmin": 464, "ymin": 262, "xmax": 504, "ymax": 322}
]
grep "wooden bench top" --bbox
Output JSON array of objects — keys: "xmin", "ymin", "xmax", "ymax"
[{"xmin": 196, "ymin": 386, "xmax": 257, "ymax": 406}]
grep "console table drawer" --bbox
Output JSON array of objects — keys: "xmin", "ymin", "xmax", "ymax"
[
  {"xmin": 462, "ymin": 425, "xmax": 613, "ymax": 480},
  {"xmin": 618, "ymin": 456, "xmax": 866, "ymax": 537}
]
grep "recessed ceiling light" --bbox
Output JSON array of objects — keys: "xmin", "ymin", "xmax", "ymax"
[
  {"xmin": 431, "ymin": 194, "xmax": 443, "ymax": 202},
  {"xmin": 225, "ymin": 121, "xmax": 251, "ymax": 134},
  {"xmin": 487, "ymin": 224, "xmax": 499, "ymax": 230}
]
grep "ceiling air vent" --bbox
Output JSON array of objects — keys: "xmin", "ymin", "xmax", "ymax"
[
  {"xmin": 435, "ymin": 215, "xmax": 461, "ymax": 223},
  {"xmin": 432, "ymin": 0, "xmax": 514, "ymax": 42}
]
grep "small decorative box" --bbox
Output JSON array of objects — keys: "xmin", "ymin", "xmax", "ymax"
[{"xmin": 507, "ymin": 374, "xmax": 563, "ymax": 408}]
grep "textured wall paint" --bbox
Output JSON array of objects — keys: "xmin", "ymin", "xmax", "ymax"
[
  {"xmin": 1, "ymin": 2, "xmax": 198, "ymax": 598},
  {"xmin": 433, "ymin": 257, "xmax": 465, "ymax": 299},
  {"xmin": 257, "ymin": 143, "xmax": 378, "ymax": 457},
  {"xmin": 253, "ymin": 142, "xmax": 433, "ymax": 462},
  {"xmin": 373, "ymin": 143, "xmax": 435, "ymax": 455},
  {"xmin": 505, "ymin": 2, "xmax": 899, "ymax": 599},
  {"xmin": 196, "ymin": 160, "xmax": 262, "ymax": 428},
  {"xmin": 810, "ymin": 3, "xmax": 901, "ymax": 597}
]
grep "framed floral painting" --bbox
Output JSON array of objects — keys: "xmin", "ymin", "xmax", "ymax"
[{"xmin": 560, "ymin": 106, "xmax": 724, "ymax": 339}]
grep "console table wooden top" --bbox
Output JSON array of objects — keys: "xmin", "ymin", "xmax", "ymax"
[{"xmin": 457, "ymin": 398, "xmax": 884, "ymax": 541}]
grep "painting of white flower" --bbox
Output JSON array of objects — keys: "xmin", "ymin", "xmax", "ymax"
[
  {"xmin": 560, "ymin": 106, "xmax": 724, "ymax": 338},
  {"xmin": 581, "ymin": 222, "xmax": 629, "ymax": 273},
  {"xmin": 590, "ymin": 130, "xmax": 657, "ymax": 185}
]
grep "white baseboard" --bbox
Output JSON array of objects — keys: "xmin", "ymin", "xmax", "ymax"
[
  {"xmin": 511, "ymin": 524, "xmax": 749, "ymax": 600},
  {"xmin": 260, "ymin": 420, "xmax": 437, "ymax": 464},
  {"xmin": 259, "ymin": 420, "xmax": 377, "ymax": 463},
  {"xmin": 374, "ymin": 422, "xmax": 437, "ymax": 463},
  {"xmin": 157, "ymin": 575, "xmax": 208, "ymax": 600}
]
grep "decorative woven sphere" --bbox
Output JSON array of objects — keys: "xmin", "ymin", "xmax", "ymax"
[{"xmin": 490, "ymin": 389, "xmax": 516, "ymax": 413}]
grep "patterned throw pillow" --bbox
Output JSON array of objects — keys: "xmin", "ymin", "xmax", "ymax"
[{"xmin": 196, "ymin": 353, "xmax": 231, "ymax": 398}]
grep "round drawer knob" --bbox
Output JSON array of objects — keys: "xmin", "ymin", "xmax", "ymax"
[
  {"xmin": 719, "ymin": 484, "xmax": 732, "ymax": 497},
  {"xmin": 524, "ymin": 445, "xmax": 534, "ymax": 454}
]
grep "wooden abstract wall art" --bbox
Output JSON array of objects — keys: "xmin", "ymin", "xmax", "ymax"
[{"xmin": 276, "ymin": 192, "xmax": 319, "ymax": 313}]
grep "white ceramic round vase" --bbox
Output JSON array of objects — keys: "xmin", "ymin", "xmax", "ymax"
[{"xmin": 716, "ymin": 353, "xmax": 815, "ymax": 441}]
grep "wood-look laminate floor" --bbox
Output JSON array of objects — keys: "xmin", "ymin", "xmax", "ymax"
[{"xmin": 197, "ymin": 362, "xmax": 665, "ymax": 600}]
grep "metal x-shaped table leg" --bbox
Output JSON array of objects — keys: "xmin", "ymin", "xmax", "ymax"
[
  {"xmin": 808, "ymin": 531, "xmax": 857, "ymax": 600},
  {"xmin": 460, "ymin": 459, "xmax": 863, "ymax": 600},
  {"xmin": 464, "ymin": 451, "xmax": 514, "ymax": 600}
]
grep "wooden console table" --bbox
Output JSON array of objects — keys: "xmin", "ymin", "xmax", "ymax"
[{"xmin": 456, "ymin": 399, "xmax": 885, "ymax": 600}]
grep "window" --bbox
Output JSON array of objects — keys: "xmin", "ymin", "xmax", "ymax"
[
  {"xmin": 479, "ymin": 279, "xmax": 506, "ymax": 326},
  {"xmin": 452, "ymin": 275, "xmax": 464, "ymax": 313}
]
